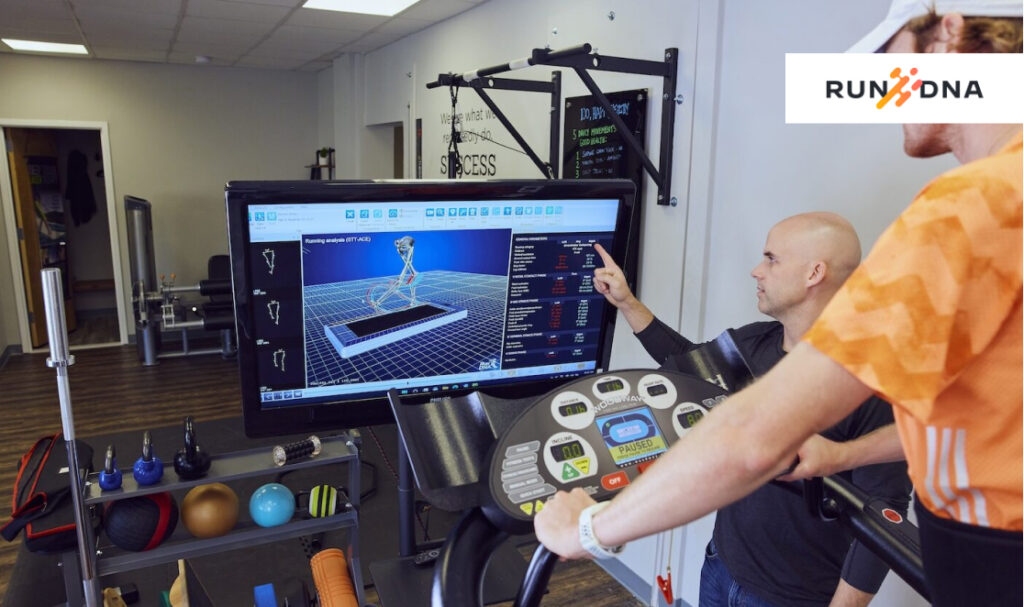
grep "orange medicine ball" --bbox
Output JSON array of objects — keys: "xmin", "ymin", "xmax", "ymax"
[{"xmin": 181, "ymin": 483, "xmax": 239, "ymax": 538}]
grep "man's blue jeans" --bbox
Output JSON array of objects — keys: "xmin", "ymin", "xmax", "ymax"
[{"xmin": 699, "ymin": 540, "xmax": 780, "ymax": 607}]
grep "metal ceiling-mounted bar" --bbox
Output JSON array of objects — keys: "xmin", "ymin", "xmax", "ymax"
[{"xmin": 426, "ymin": 44, "xmax": 680, "ymax": 204}]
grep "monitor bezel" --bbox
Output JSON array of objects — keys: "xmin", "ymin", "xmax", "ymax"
[{"xmin": 226, "ymin": 179, "xmax": 638, "ymax": 438}]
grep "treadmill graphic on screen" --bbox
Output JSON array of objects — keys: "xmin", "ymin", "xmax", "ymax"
[
  {"xmin": 302, "ymin": 227, "xmax": 512, "ymax": 389},
  {"xmin": 324, "ymin": 235, "xmax": 467, "ymax": 358}
]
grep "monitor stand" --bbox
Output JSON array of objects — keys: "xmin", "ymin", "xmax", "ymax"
[{"xmin": 369, "ymin": 390, "xmax": 537, "ymax": 606}]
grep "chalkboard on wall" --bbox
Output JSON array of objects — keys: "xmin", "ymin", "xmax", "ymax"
[
  {"xmin": 562, "ymin": 89, "xmax": 647, "ymax": 187},
  {"xmin": 562, "ymin": 89, "xmax": 647, "ymax": 291}
]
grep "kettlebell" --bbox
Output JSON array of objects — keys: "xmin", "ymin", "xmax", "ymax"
[
  {"xmin": 98, "ymin": 444, "xmax": 122, "ymax": 491},
  {"xmin": 133, "ymin": 430, "xmax": 164, "ymax": 486},
  {"xmin": 173, "ymin": 416, "xmax": 211, "ymax": 480}
]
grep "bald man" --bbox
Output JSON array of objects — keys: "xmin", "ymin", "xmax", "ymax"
[{"xmin": 594, "ymin": 213, "xmax": 911, "ymax": 607}]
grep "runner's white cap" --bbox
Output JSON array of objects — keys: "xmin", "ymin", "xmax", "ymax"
[{"xmin": 847, "ymin": 0, "xmax": 1024, "ymax": 53}]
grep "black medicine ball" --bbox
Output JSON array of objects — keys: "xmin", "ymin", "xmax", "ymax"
[{"xmin": 104, "ymin": 492, "xmax": 178, "ymax": 551}]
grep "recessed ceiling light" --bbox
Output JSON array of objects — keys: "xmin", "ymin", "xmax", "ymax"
[
  {"xmin": 303, "ymin": 0, "xmax": 420, "ymax": 17},
  {"xmin": 195, "ymin": 55, "xmax": 211, "ymax": 64},
  {"xmin": 2, "ymin": 38, "xmax": 88, "ymax": 55}
]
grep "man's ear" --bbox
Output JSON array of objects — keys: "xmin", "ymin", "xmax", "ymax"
[
  {"xmin": 806, "ymin": 261, "xmax": 827, "ymax": 288},
  {"xmin": 935, "ymin": 13, "xmax": 966, "ymax": 52}
]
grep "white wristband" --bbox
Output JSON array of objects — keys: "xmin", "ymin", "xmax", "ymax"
[{"xmin": 578, "ymin": 502, "xmax": 624, "ymax": 559}]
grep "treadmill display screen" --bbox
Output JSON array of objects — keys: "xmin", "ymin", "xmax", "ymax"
[
  {"xmin": 550, "ymin": 440, "xmax": 585, "ymax": 463},
  {"xmin": 677, "ymin": 409, "xmax": 704, "ymax": 430},
  {"xmin": 596, "ymin": 406, "xmax": 667, "ymax": 468},
  {"xmin": 557, "ymin": 402, "xmax": 588, "ymax": 417},
  {"xmin": 596, "ymin": 378, "xmax": 624, "ymax": 393}
]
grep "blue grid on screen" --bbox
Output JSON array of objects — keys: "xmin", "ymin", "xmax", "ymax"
[{"xmin": 303, "ymin": 271, "xmax": 508, "ymax": 386}]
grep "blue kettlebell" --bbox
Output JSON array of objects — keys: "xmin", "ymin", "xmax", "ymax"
[
  {"xmin": 133, "ymin": 431, "xmax": 163, "ymax": 486},
  {"xmin": 98, "ymin": 444, "xmax": 122, "ymax": 491},
  {"xmin": 249, "ymin": 483, "xmax": 295, "ymax": 528}
]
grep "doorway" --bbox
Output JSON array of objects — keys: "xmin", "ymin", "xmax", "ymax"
[
  {"xmin": 0, "ymin": 122, "xmax": 127, "ymax": 352},
  {"xmin": 363, "ymin": 122, "xmax": 404, "ymax": 178},
  {"xmin": 393, "ymin": 123, "xmax": 404, "ymax": 179}
]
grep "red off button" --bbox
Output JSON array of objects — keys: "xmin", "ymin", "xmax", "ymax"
[
  {"xmin": 601, "ymin": 471, "xmax": 630, "ymax": 491},
  {"xmin": 882, "ymin": 508, "xmax": 903, "ymax": 524}
]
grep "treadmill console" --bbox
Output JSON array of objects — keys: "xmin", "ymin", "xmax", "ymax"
[{"xmin": 483, "ymin": 369, "xmax": 728, "ymax": 532}]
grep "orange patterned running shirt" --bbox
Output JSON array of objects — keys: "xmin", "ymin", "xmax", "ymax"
[{"xmin": 805, "ymin": 132, "xmax": 1023, "ymax": 531}]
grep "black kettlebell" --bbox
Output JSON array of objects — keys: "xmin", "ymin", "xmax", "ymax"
[{"xmin": 173, "ymin": 416, "xmax": 211, "ymax": 480}]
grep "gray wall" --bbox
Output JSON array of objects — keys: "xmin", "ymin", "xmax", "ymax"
[
  {"xmin": 690, "ymin": 0, "xmax": 958, "ymax": 341},
  {"xmin": 0, "ymin": 54, "xmax": 320, "ymax": 342},
  {"xmin": 318, "ymin": 66, "xmax": 335, "ymax": 153},
  {"xmin": 331, "ymin": 53, "xmax": 366, "ymax": 179}
]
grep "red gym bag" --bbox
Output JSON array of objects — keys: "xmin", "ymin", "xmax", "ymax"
[{"xmin": 1, "ymin": 432, "xmax": 96, "ymax": 553}]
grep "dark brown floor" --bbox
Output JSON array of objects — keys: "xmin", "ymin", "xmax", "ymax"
[
  {"xmin": 67, "ymin": 312, "xmax": 121, "ymax": 347},
  {"xmin": 0, "ymin": 345, "xmax": 642, "ymax": 606}
]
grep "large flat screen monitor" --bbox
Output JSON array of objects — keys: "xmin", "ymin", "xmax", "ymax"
[{"xmin": 226, "ymin": 180, "xmax": 638, "ymax": 437}]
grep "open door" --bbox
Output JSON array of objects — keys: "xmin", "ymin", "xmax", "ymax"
[{"xmin": 5, "ymin": 128, "xmax": 76, "ymax": 347}]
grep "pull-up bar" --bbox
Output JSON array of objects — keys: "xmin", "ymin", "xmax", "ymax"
[
  {"xmin": 427, "ymin": 43, "xmax": 680, "ymax": 205},
  {"xmin": 427, "ymin": 44, "xmax": 592, "ymax": 88}
]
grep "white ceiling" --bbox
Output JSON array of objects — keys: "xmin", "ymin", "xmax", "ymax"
[{"xmin": 0, "ymin": 0, "xmax": 486, "ymax": 72}]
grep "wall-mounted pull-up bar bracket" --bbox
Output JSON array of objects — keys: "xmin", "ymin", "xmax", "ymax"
[{"xmin": 427, "ymin": 43, "xmax": 679, "ymax": 204}]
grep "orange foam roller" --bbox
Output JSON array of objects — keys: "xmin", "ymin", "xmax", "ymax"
[{"xmin": 310, "ymin": 548, "xmax": 359, "ymax": 607}]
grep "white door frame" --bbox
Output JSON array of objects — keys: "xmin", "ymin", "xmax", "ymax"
[{"xmin": 0, "ymin": 119, "xmax": 128, "ymax": 352}]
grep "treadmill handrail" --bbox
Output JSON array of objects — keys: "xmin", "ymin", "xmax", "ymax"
[
  {"xmin": 821, "ymin": 475, "xmax": 929, "ymax": 601},
  {"xmin": 771, "ymin": 475, "xmax": 927, "ymax": 599}
]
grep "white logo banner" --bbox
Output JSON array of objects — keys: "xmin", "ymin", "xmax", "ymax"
[{"xmin": 786, "ymin": 53, "xmax": 1024, "ymax": 124}]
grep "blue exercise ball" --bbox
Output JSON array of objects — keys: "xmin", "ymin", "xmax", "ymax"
[{"xmin": 249, "ymin": 483, "xmax": 295, "ymax": 528}]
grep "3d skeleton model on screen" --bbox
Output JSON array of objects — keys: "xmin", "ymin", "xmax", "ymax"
[
  {"xmin": 325, "ymin": 235, "xmax": 466, "ymax": 359},
  {"xmin": 367, "ymin": 236, "xmax": 422, "ymax": 312}
]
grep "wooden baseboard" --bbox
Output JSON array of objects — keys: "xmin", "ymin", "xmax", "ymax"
[{"xmin": 0, "ymin": 344, "xmax": 23, "ymax": 370}]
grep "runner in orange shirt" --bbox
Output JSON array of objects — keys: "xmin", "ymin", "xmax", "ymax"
[
  {"xmin": 534, "ymin": 2, "xmax": 1022, "ymax": 606},
  {"xmin": 801, "ymin": 127, "xmax": 1021, "ymax": 602}
]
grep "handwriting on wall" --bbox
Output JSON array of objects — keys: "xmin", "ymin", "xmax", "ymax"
[
  {"xmin": 562, "ymin": 89, "xmax": 647, "ymax": 183},
  {"xmin": 439, "ymin": 106, "xmax": 500, "ymax": 177}
]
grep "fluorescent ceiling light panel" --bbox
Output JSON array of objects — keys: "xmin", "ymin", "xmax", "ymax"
[
  {"xmin": 303, "ymin": 0, "xmax": 419, "ymax": 17},
  {"xmin": 2, "ymin": 39, "xmax": 88, "ymax": 55}
]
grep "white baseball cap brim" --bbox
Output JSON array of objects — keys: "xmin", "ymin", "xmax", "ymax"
[{"xmin": 847, "ymin": 0, "xmax": 1024, "ymax": 53}]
